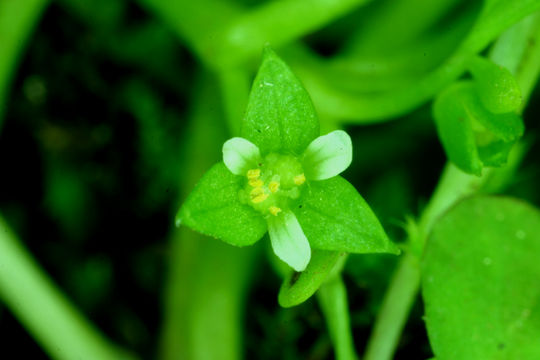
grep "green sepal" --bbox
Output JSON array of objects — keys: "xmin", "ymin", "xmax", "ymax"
[
  {"xmin": 294, "ymin": 176, "xmax": 400, "ymax": 255},
  {"xmin": 278, "ymin": 250, "xmax": 344, "ymax": 308},
  {"xmin": 468, "ymin": 56, "xmax": 522, "ymax": 114},
  {"xmin": 433, "ymin": 81, "xmax": 524, "ymax": 175},
  {"xmin": 176, "ymin": 162, "xmax": 267, "ymax": 246},
  {"xmin": 422, "ymin": 196, "xmax": 540, "ymax": 360},
  {"xmin": 434, "ymin": 82, "xmax": 483, "ymax": 175},
  {"xmin": 241, "ymin": 46, "xmax": 319, "ymax": 155}
]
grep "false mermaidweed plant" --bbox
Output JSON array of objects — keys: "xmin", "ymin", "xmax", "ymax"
[
  {"xmin": 177, "ymin": 47, "xmax": 399, "ymax": 272},
  {"xmin": 4, "ymin": 1, "xmax": 540, "ymax": 360}
]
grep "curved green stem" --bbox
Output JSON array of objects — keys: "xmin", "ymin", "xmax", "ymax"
[
  {"xmin": 0, "ymin": 217, "xmax": 136, "ymax": 360},
  {"xmin": 292, "ymin": 1, "xmax": 540, "ymax": 123},
  {"xmin": 210, "ymin": 0, "xmax": 372, "ymax": 69}
]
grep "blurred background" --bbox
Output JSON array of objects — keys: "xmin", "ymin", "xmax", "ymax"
[{"xmin": 1, "ymin": 0, "xmax": 539, "ymax": 359}]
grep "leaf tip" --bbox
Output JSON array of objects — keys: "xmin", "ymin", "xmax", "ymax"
[
  {"xmin": 175, "ymin": 204, "xmax": 194, "ymax": 229},
  {"xmin": 262, "ymin": 43, "xmax": 274, "ymax": 57}
]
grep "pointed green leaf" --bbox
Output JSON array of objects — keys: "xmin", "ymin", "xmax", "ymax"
[
  {"xmin": 278, "ymin": 250, "xmax": 344, "ymax": 308},
  {"xmin": 241, "ymin": 47, "xmax": 319, "ymax": 155},
  {"xmin": 468, "ymin": 56, "xmax": 522, "ymax": 114},
  {"xmin": 422, "ymin": 196, "xmax": 540, "ymax": 360},
  {"xmin": 295, "ymin": 176, "xmax": 399, "ymax": 255},
  {"xmin": 177, "ymin": 162, "xmax": 267, "ymax": 246}
]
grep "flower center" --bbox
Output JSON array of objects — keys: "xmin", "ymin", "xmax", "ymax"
[{"xmin": 240, "ymin": 153, "xmax": 305, "ymax": 216}]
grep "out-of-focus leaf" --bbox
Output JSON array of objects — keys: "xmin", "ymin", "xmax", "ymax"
[{"xmin": 422, "ymin": 196, "xmax": 540, "ymax": 360}]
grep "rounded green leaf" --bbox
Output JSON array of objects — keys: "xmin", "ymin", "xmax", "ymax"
[
  {"xmin": 422, "ymin": 196, "xmax": 540, "ymax": 360},
  {"xmin": 278, "ymin": 250, "xmax": 344, "ymax": 308},
  {"xmin": 177, "ymin": 162, "xmax": 267, "ymax": 246},
  {"xmin": 241, "ymin": 47, "xmax": 319, "ymax": 155},
  {"xmin": 468, "ymin": 56, "xmax": 522, "ymax": 114},
  {"xmin": 295, "ymin": 176, "xmax": 400, "ymax": 255}
]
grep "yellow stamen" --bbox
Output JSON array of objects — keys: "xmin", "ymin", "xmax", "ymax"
[
  {"xmin": 250, "ymin": 187, "xmax": 268, "ymax": 203},
  {"xmin": 294, "ymin": 173, "xmax": 306, "ymax": 185},
  {"xmin": 247, "ymin": 169, "xmax": 260, "ymax": 179},
  {"xmin": 252, "ymin": 193, "xmax": 269, "ymax": 203},
  {"xmin": 268, "ymin": 181, "xmax": 280, "ymax": 193},
  {"xmin": 269, "ymin": 206, "xmax": 282, "ymax": 216},
  {"xmin": 249, "ymin": 178, "xmax": 264, "ymax": 187}
]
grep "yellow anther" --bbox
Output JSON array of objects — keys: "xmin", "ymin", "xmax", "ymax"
[
  {"xmin": 294, "ymin": 173, "xmax": 306, "ymax": 185},
  {"xmin": 250, "ymin": 187, "xmax": 268, "ymax": 203},
  {"xmin": 269, "ymin": 206, "xmax": 282, "ymax": 216},
  {"xmin": 252, "ymin": 193, "xmax": 269, "ymax": 203},
  {"xmin": 249, "ymin": 178, "xmax": 264, "ymax": 187},
  {"xmin": 268, "ymin": 181, "xmax": 280, "ymax": 193},
  {"xmin": 250, "ymin": 187, "xmax": 263, "ymax": 197},
  {"xmin": 247, "ymin": 169, "xmax": 261, "ymax": 179}
]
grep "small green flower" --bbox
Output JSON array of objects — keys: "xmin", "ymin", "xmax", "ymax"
[
  {"xmin": 177, "ymin": 47, "xmax": 398, "ymax": 272},
  {"xmin": 221, "ymin": 130, "xmax": 352, "ymax": 271}
]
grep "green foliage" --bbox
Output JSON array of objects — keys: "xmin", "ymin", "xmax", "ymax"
[
  {"xmin": 177, "ymin": 162, "xmax": 267, "ymax": 247},
  {"xmin": 422, "ymin": 196, "xmax": 540, "ymax": 360},
  {"xmin": 242, "ymin": 47, "xmax": 319, "ymax": 155},
  {"xmin": 433, "ymin": 81, "xmax": 524, "ymax": 175},
  {"xmin": 296, "ymin": 176, "xmax": 399, "ymax": 254},
  {"xmin": 278, "ymin": 250, "xmax": 344, "ymax": 308},
  {"xmin": 179, "ymin": 47, "xmax": 397, "ymax": 277},
  {"xmin": 2, "ymin": 0, "xmax": 540, "ymax": 359},
  {"xmin": 468, "ymin": 56, "xmax": 522, "ymax": 113}
]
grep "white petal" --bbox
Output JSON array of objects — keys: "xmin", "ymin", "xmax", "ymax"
[
  {"xmin": 302, "ymin": 130, "xmax": 352, "ymax": 180},
  {"xmin": 222, "ymin": 137, "xmax": 261, "ymax": 175},
  {"xmin": 268, "ymin": 210, "xmax": 311, "ymax": 272}
]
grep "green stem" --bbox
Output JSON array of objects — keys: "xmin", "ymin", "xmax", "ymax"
[
  {"xmin": 363, "ymin": 253, "xmax": 420, "ymax": 360},
  {"xmin": 0, "ymin": 0, "xmax": 48, "ymax": 128},
  {"xmin": 137, "ymin": 0, "xmax": 372, "ymax": 69},
  {"xmin": 159, "ymin": 72, "xmax": 258, "ymax": 360},
  {"xmin": 0, "ymin": 217, "xmax": 136, "ymax": 360},
  {"xmin": 217, "ymin": 67, "xmax": 251, "ymax": 136},
  {"xmin": 211, "ymin": 0, "xmax": 372, "ymax": 69},
  {"xmin": 363, "ymin": 13, "xmax": 540, "ymax": 360},
  {"xmin": 343, "ymin": 0, "xmax": 462, "ymax": 55},
  {"xmin": 363, "ymin": 164, "xmax": 486, "ymax": 360},
  {"xmin": 291, "ymin": 1, "xmax": 540, "ymax": 123},
  {"xmin": 317, "ymin": 276, "xmax": 358, "ymax": 360}
]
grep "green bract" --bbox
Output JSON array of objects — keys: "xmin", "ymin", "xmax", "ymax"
[
  {"xmin": 468, "ymin": 55, "xmax": 522, "ymax": 114},
  {"xmin": 177, "ymin": 47, "xmax": 399, "ymax": 272},
  {"xmin": 433, "ymin": 76, "xmax": 524, "ymax": 176}
]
